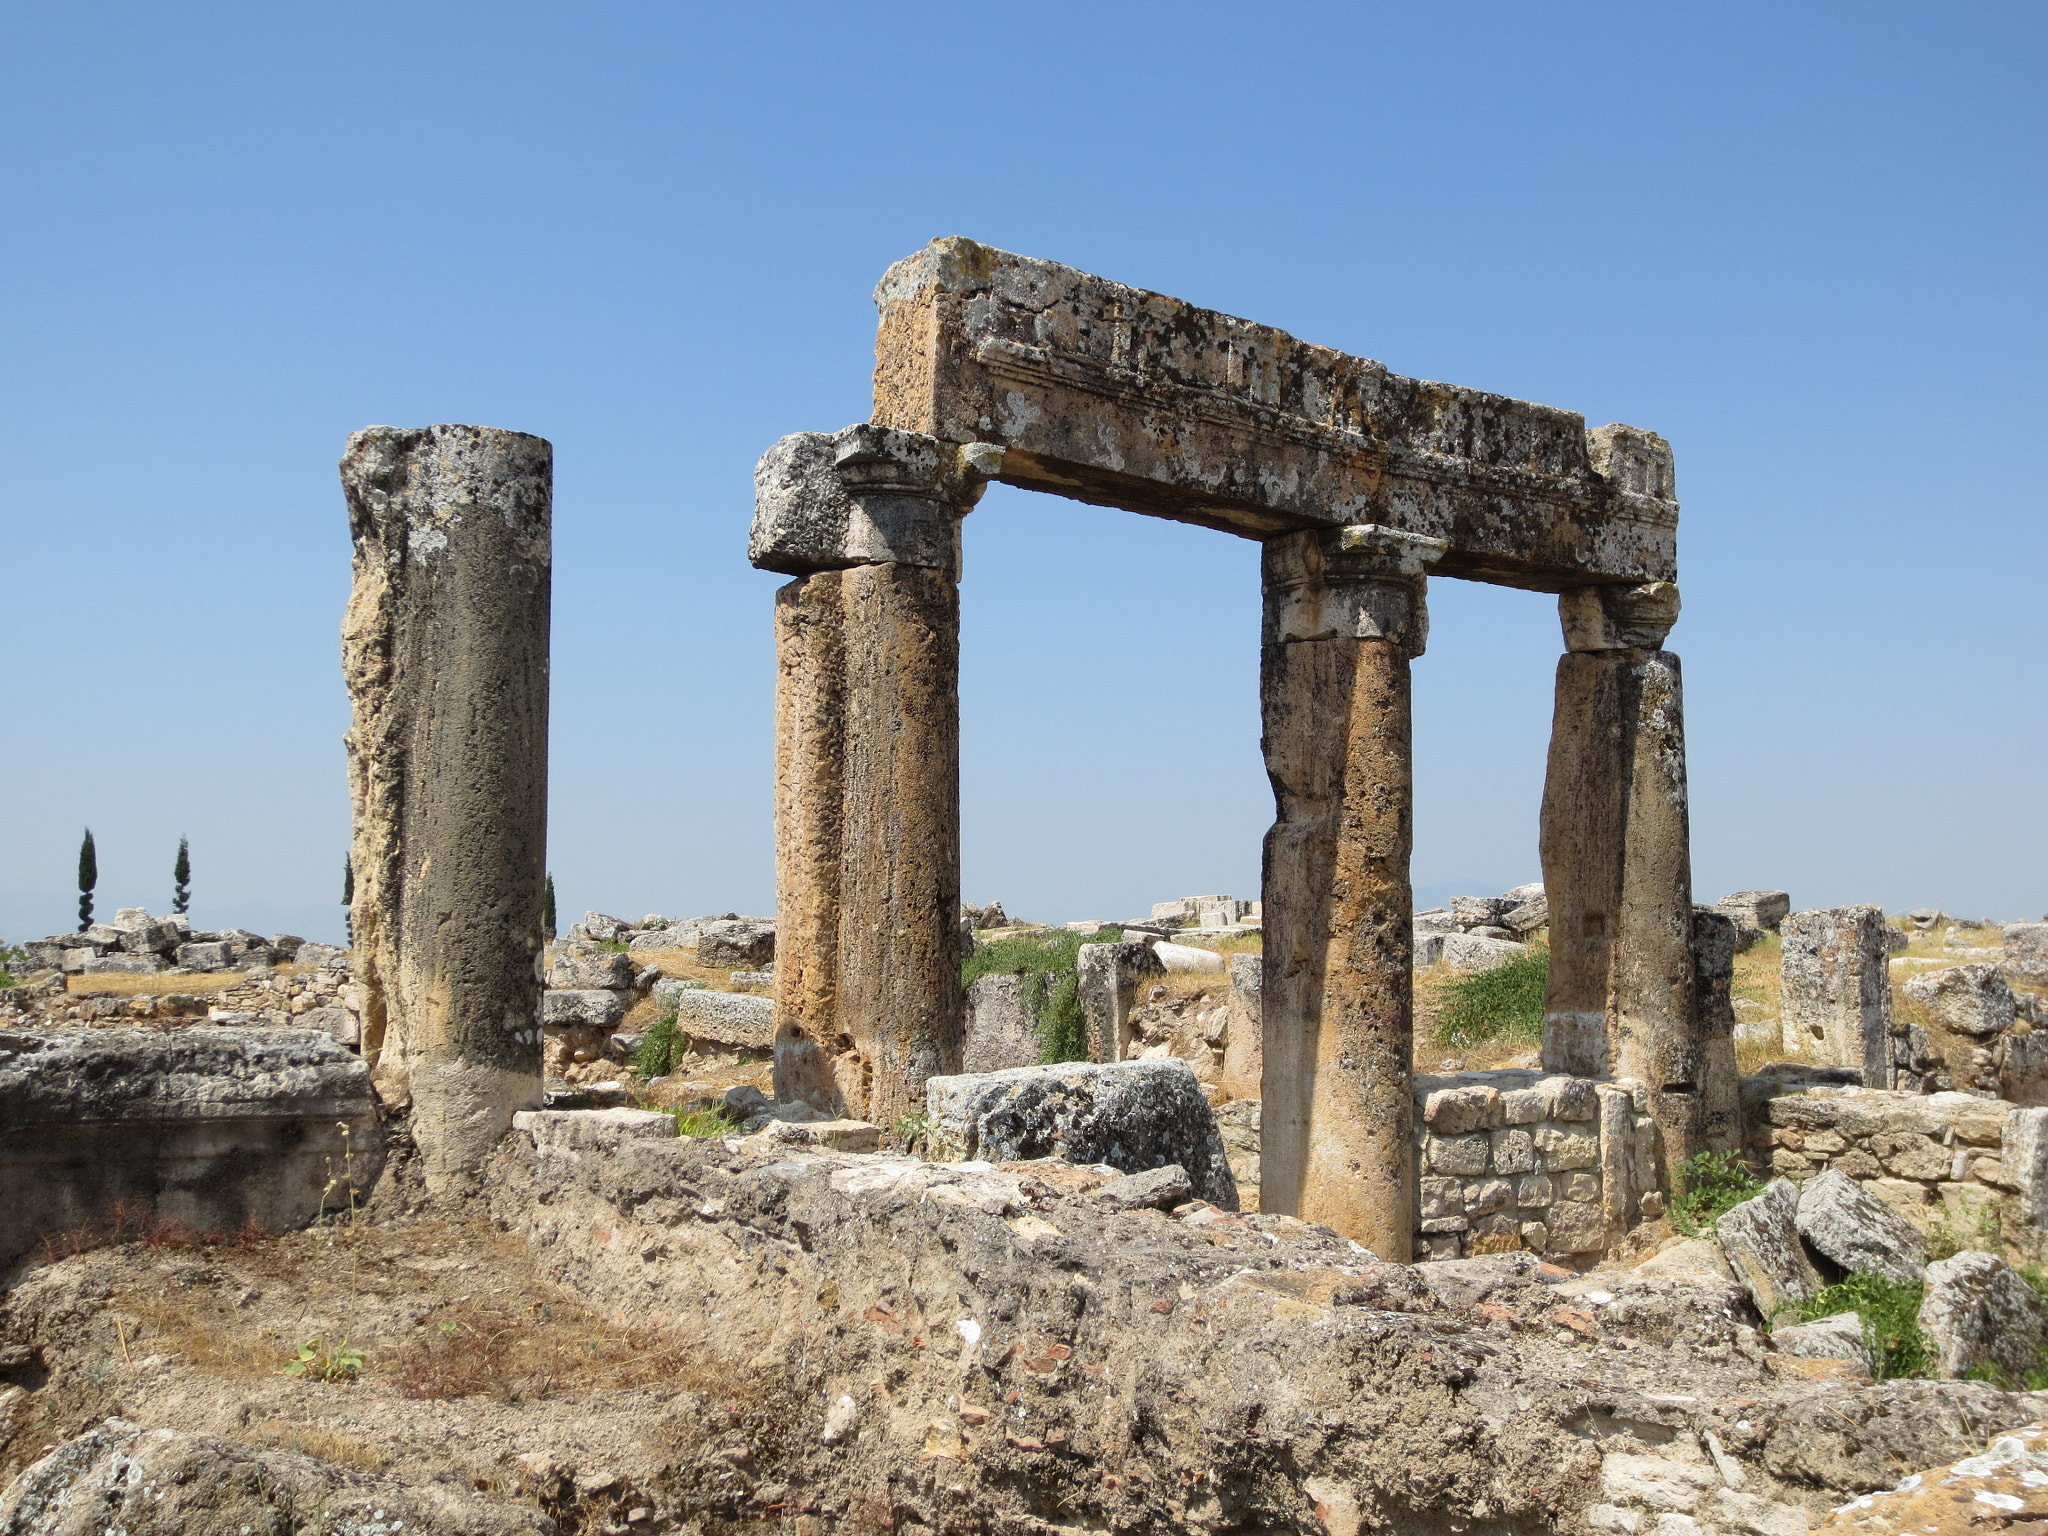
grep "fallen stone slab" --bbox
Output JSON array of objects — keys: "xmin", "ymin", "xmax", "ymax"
[
  {"xmin": 1919, "ymin": 1249, "xmax": 2048, "ymax": 1382},
  {"xmin": 512, "ymin": 1106, "xmax": 678, "ymax": 1157},
  {"xmin": 696, "ymin": 919, "xmax": 775, "ymax": 969},
  {"xmin": 1442, "ymin": 934, "xmax": 1532, "ymax": 973},
  {"xmin": 549, "ymin": 948, "xmax": 636, "ymax": 990},
  {"xmin": 541, "ymin": 988, "xmax": 629, "ymax": 1029},
  {"xmin": 1902, "ymin": 964, "xmax": 2016, "ymax": 1037},
  {"xmin": 1716, "ymin": 1178, "xmax": 1824, "ymax": 1319},
  {"xmin": 925, "ymin": 1058, "xmax": 1238, "ymax": 1208},
  {"xmin": 0, "ymin": 1027, "xmax": 383, "ymax": 1272},
  {"xmin": 1153, "ymin": 941, "xmax": 1225, "ymax": 974},
  {"xmin": 667, "ymin": 988, "xmax": 774, "ymax": 1052},
  {"xmin": 1795, "ymin": 1167, "xmax": 1927, "ymax": 1283}
]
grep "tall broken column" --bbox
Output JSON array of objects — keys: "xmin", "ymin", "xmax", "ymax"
[
  {"xmin": 750, "ymin": 425, "xmax": 997, "ymax": 1127},
  {"xmin": 340, "ymin": 424, "xmax": 551, "ymax": 1195},
  {"xmin": 1539, "ymin": 579, "xmax": 1711, "ymax": 1173},
  {"xmin": 1260, "ymin": 525, "xmax": 1444, "ymax": 1260},
  {"xmin": 1781, "ymin": 905, "xmax": 1894, "ymax": 1085}
]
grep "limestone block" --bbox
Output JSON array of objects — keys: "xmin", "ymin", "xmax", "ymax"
[
  {"xmin": 1711, "ymin": 1490, "xmax": 1813, "ymax": 1536},
  {"xmin": 1153, "ymin": 942, "xmax": 1225, "ymax": 974},
  {"xmin": 749, "ymin": 425, "xmax": 982, "ymax": 577},
  {"xmin": 1442, "ymin": 934, "xmax": 1532, "ymax": 973},
  {"xmin": 1419, "ymin": 1176, "xmax": 1465, "ymax": 1221},
  {"xmin": 1717, "ymin": 891, "xmax": 1792, "ymax": 933},
  {"xmin": 1546, "ymin": 1200, "xmax": 1607, "ymax": 1254},
  {"xmin": 746, "ymin": 1118, "xmax": 883, "ymax": 1154},
  {"xmin": 1903, "ymin": 965, "xmax": 2016, "ymax": 1037},
  {"xmin": 1220, "ymin": 954, "xmax": 1262, "ymax": 1100},
  {"xmin": 1716, "ymin": 1180, "xmax": 1824, "ymax": 1319},
  {"xmin": 1413, "ymin": 933, "xmax": 1446, "ymax": 967},
  {"xmin": 1467, "ymin": 1179, "xmax": 1514, "ymax": 1216},
  {"xmin": 1919, "ymin": 1250, "xmax": 2048, "ymax": 1381},
  {"xmin": 2003, "ymin": 924, "xmax": 2048, "ymax": 984},
  {"xmin": 1424, "ymin": 1084, "xmax": 1504, "ymax": 1136},
  {"xmin": 1867, "ymin": 1131, "xmax": 1951, "ymax": 1183},
  {"xmin": 1795, "ymin": 1168, "xmax": 1927, "ymax": 1283},
  {"xmin": 962, "ymin": 973, "xmax": 1044, "ymax": 1074},
  {"xmin": 1515, "ymin": 1173, "xmax": 1554, "ymax": 1208},
  {"xmin": 540, "ymin": 990, "xmax": 628, "ymax": 1030},
  {"xmin": 1535, "ymin": 1125, "xmax": 1598, "ymax": 1171},
  {"xmin": 1503, "ymin": 898, "xmax": 1550, "ymax": 936},
  {"xmin": 1430, "ymin": 1134, "xmax": 1490, "ymax": 1175},
  {"xmin": 1560, "ymin": 581, "xmax": 1682, "ymax": 652},
  {"xmin": 1538, "ymin": 1075, "xmax": 1600, "ymax": 1122},
  {"xmin": 1092, "ymin": 1164, "xmax": 1193, "ymax": 1212},
  {"xmin": 1490, "ymin": 1127, "xmax": 1536, "ymax": 1174},
  {"xmin": 549, "ymin": 950, "xmax": 636, "ymax": 991},
  {"xmin": 924, "ymin": 1058, "xmax": 1237, "ymax": 1209},
  {"xmin": 82, "ymin": 953, "xmax": 159, "ymax": 975},
  {"xmin": 1451, "ymin": 896, "xmax": 1510, "ymax": 928},
  {"xmin": 1077, "ymin": 941, "xmax": 1167, "ymax": 1063},
  {"xmin": 175, "ymin": 941, "xmax": 233, "ymax": 971},
  {"xmin": 695, "ymin": 920, "xmax": 775, "ymax": 969},
  {"xmin": 0, "ymin": 1027, "xmax": 382, "ymax": 1271},
  {"xmin": 668, "ymin": 990, "xmax": 775, "ymax": 1053},
  {"xmin": 1780, "ymin": 907, "xmax": 1892, "ymax": 1084},
  {"xmin": 299, "ymin": 1006, "xmax": 360, "ymax": 1047},
  {"xmin": 1770, "ymin": 1311, "xmax": 1871, "ymax": 1374},
  {"xmin": 571, "ymin": 912, "xmax": 630, "ymax": 943},
  {"xmin": 2002, "ymin": 1032, "xmax": 2048, "ymax": 1107},
  {"xmin": 295, "ymin": 942, "xmax": 347, "ymax": 969},
  {"xmin": 512, "ymin": 1106, "xmax": 678, "ymax": 1157},
  {"xmin": 1560, "ymin": 1171, "xmax": 1600, "ymax": 1202},
  {"xmin": 1414, "ymin": 910, "xmax": 1456, "ymax": 935}
]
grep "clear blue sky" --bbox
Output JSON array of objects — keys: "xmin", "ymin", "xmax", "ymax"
[{"xmin": 3, "ymin": 2, "xmax": 2041, "ymax": 945}]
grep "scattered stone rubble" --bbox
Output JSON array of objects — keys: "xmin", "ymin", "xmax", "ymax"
[{"xmin": 18, "ymin": 907, "xmax": 330, "ymax": 977}]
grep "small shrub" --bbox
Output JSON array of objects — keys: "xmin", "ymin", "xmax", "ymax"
[
  {"xmin": 634, "ymin": 1003, "xmax": 684, "ymax": 1078},
  {"xmin": 1794, "ymin": 1272, "xmax": 1930, "ymax": 1380},
  {"xmin": 283, "ymin": 1336, "xmax": 364, "ymax": 1383},
  {"xmin": 1671, "ymin": 1151, "xmax": 1766, "ymax": 1237},
  {"xmin": 1433, "ymin": 947, "xmax": 1549, "ymax": 1047},
  {"xmin": 0, "ymin": 944, "xmax": 25, "ymax": 988},
  {"xmin": 896, "ymin": 1112, "xmax": 935, "ymax": 1152}
]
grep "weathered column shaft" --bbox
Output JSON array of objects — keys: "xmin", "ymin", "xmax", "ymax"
[
  {"xmin": 1539, "ymin": 581, "xmax": 1709, "ymax": 1173},
  {"xmin": 1780, "ymin": 905, "xmax": 1893, "ymax": 1085},
  {"xmin": 340, "ymin": 424, "xmax": 550, "ymax": 1194},
  {"xmin": 751, "ymin": 426, "xmax": 993, "ymax": 1126},
  {"xmin": 1260, "ymin": 525, "xmax": 1443, "ymax": 1259}
]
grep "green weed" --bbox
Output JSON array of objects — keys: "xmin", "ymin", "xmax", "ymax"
[
  {"xmin": 962, "ymin": 928, "xmax": 1123, "ymax": 1064},
  {"xmin": 633, "ymin": 1003, "xmax": 684, "ymax": 1078},
  {"xmin": 1794, "ymin": 1273, "xmax": 1930, "ymax": 1380},
  {"xmin": 0, "ymin": 944, "xmax": 25, "ymax": 988},
  {"xmin": 283, "ymin": 1337, "xmax": 363, "ymax": 1383},
  {"xmin": 671, "ymin": 1105, "xmax": 741, "ymax": 1138},
  {"xmin": 1673, "ymin": 1151, "xmax": 1765, "ymax": 1237},
  {"xmin": 1432, "ymin": 946, "xmax": 1549, "ymax": 1047}
]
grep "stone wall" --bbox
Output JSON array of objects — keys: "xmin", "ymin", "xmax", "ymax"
[
  {"xmin": 1414, "ymin": 1069, "xmax": 1658, "ymax": 1263},
  {"xmin": 1746, "ymin": 1079, "xmax": 2048, "ymax": 1260}
]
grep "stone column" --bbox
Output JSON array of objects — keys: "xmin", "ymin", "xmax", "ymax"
[
  {"xmin": 1260, "ymin": 524, "xmax": 1444, "ymax": 1260},
  {"xmin": 1781, "ymin": 905, "xmax": 1893, "ymax": 1085},
  {"xmin": 750, "ymin": 425, "xmax": 997, "ymax": 1127},
  {"xmin": 1538, "ymin": 581, "xmax": 1709, "ymax": 1171},
  {"xmin": 340, "ymin": 424, "xmax": 551, "ymax": 1195}
]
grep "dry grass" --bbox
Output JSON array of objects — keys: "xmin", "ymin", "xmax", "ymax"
[
  {"xmin": 66, "ymin": 962, "xmax": 326, "ymax": 999},
  {"xmin": 247, "ymin": 1421, "xmax": 390, "ymax": 1473}
]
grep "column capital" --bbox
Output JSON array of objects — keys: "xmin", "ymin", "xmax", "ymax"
[
  {"xmin": 1559, "ymin": 581, "xmax": 1680, "ymax": 652},
  {"xmin": 749, "ymin": 424, "xmax": 1004, "ymax": 577},
  {"xmin": 1262, "ymin": 525, "xmax": 1447, "ymax": 653}
]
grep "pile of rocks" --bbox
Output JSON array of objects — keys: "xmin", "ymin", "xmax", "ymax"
[
  {"xmin": 19, "ymin": 907, "xmax": 340, "ymax": 976},
  {"xmin": 1717, "ymin": 1161, "xmax": 2048, "ymax": 1383},
  {"xmin": 541, "ymin": 943, "xmax": 656, "ymax": 1080},
  {"xmin": 1415, "ymin": 882, "xmax": 1546, "ymax": 970},
  {"xmin": 1148, "ymin": 894, "xmax": 1261, "ymax": 945},
  {"xmin": 568, "ymin": 910, "xmax": 776, "ymax": 968}
]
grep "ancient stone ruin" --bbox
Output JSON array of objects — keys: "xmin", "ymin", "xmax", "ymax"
[{"xmin": 750, "ymin": 236, "xmax": 1709, "ymax": 1262}]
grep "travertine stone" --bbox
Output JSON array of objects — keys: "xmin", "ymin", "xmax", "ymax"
[
  {"xmin": 1919, "ymin": 1250, "xmax": 2048, "ymax": 1381},
  {"xmin": 341, "ymin": 424, "xmax": 550, "ymax": 1194},
  {"xmin": 757, "ymin": 427, "xmax": 988, "ymax": 1125},
  {"xmin": 1715, "ymin": 1179, "xmax": 1823, "ymax": 1320},
  {"xmin": 963, "ymin": 974, "xmax": 1043, "ymax": 1075},
  {"xmin": 1260, "ymin": 526, "xmax": 1437, "ymax": 1257},
  {"xmin": 1718, "ymin": 891, "xmax": 1792, "ymax": 933},
  {"xmin": 1558, "ymin": 581, "xmax": 1680, "ymax": 653},
  {"xmin": 1077, "ymin": 941, "xmax": 1167, "ymax": 1063},
  {"xmin": 1220, "ymin": 953, "xmax": 1263, "ymax": 1100},
  {"xmin": 872, "ymin": 238, "xmax": 1678, "ymax": 591},
  {"xmin": 1539, "ymin": 624, "xmax": 1706, "ymax": 1167},
  {"xmin": 1781, "ymin": 907, "xmax": 1893, "ymax": 1085},
  {"xmin": 1692, "ymin": 907, "xmax": 1743, "ymax": 1154}
]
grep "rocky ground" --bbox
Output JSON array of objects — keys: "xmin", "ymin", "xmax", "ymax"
[{"xmin": 7, "ymin": 1116, "xmax": 2048, "ymax": 1536}]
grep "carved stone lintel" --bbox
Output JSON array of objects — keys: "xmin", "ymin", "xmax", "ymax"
[
  {"xmin": 1262, "ymin": 524, "xmax": 1448, "ymax": 654},
  {"xmin": 749, "ymin": 424, "xmax": 1004, "ymax": 578},
  {"xmin": 1559, "ymin": 581, "xmax": 1681, "ymax": 653}
]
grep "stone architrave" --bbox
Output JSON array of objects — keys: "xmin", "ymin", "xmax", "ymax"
[
  {"xmin": 1260, "ymin": 524, "xmax": 1444, "ymax": 1259},
  {"xmin": 1539, "ymin": 581, "xmax": 1711, "ymax": 1168},
  {"xmin": 751, "ymin": 425, "xmax": 997, "ymax": 1126},
  {"xmin": 1780, "ymin": 906, "xmax": 1893, "ymax": 1085},
  {"xmin": 870, "ymin": 238, "xmax": 1679, "ymax": 591},
  {"xmin": 340, "ymin": 424, "xmax": 550, "ymax": 1195}
]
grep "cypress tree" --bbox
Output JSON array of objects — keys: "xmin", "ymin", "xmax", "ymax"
[
  {"xmin": 542, "ymin": 872, "xmax": 557, "ymax": 941},
  {"xmin": 342, "ymin": 855, "xmax": 354, "ymax": 945},
  {"xmin": 172, "ymin": 836, "xmax": 191, "ymax": 915},
  {"xmin": 77, "ymin": 828, "xmax": 98, "ymax": 932}
]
